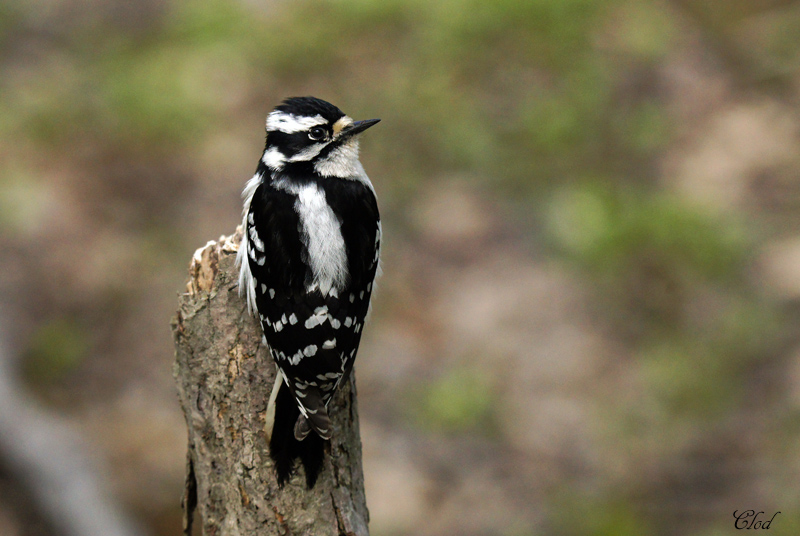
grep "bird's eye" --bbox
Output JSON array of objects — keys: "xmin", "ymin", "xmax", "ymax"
[{"xmin": 308, "ymin": 127, "xmax": 326, "ymax": 141}]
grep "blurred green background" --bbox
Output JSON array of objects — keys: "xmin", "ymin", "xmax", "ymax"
[{"xmin": 1, "ymin": 0, "xmax": 800, "ymax": 535}]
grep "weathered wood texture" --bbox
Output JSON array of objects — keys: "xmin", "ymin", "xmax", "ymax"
[{"xmin": 172, "ymin": 229, "xmax": 369, "ymax": 536}]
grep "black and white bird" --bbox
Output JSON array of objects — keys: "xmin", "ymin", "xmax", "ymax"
[{"xmin": 236, "ymin": 97, "xmax": 381, "ymax": 487}]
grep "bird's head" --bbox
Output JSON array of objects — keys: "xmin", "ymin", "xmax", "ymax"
[{"xmin": 261, "ymin": 96, "xmax": 380, "ymax": 178}]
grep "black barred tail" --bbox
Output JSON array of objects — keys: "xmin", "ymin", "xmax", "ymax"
[
  {"xmin": 268, "ymin": 381, "xmax": 325, "ymax": 488},
  {"xmin": 297, "ymin": 388, "xmax": 333, "ymax": 441}
]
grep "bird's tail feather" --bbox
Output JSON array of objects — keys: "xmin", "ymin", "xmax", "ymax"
[
  {"xmin": 295, "ymin": 390, "xmax": 333, "ymax": 441},
  {"xmin": 267, "ymin": 379, "xmax": 325, "ymax": 488}
]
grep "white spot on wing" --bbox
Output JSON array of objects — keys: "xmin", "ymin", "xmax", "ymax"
[
  {"xmin": 248, "ymin": 225, "xmax": 264, "ymax": 251},
  {"xmin": 304, "ymin": 307, "xmax": 328, "ymax": 329},
  {"xmin": 305, "ymin": 315, "xmax": 321, "ymax": 329},
  {"xmin": 288, "ymin": 351, "xmax": 303, "ymax": 365},
  {"xmin": 322, "ymin": 339, "xmax": 336, "ymax": 350}
]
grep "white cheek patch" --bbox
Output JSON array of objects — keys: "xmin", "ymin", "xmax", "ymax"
[
  {"xmin": 262, "ymin": 147, "xmax": 286, "ymax": 170},
  {"xmin": 267, "ymin": 111, "xmax": 327, "ymax": 134}
]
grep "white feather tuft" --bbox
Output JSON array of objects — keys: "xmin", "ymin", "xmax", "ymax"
[{"xmin": 237, "ymin": 172, "xmax": 263, "ymax": 314}]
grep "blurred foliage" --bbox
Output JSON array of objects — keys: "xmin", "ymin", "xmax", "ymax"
[
  {"xmin": 0, "ymin": 165, "xmax": 53, "ymax": 233},
  {"xmin": 546, "ymin": 179, "xmax": 783, "ymax": 400},
  {"xmin": 3, "ymin": 0, "xmax": 796, "ymax": 195},
  {"xmin": 549, "ymin": 489, "xmax": 652, "ymax": 536},
  {"xmin": 545, "ymin": 180, "xmax": 786, "ymax": 454},
  {"xmin": 407, "ymin": 367, "xmax": 497, "ymax": 435},
  {"xmin": 675, "ymin": 0, "xmax": 800, "ymax": 84},
  {"xmin": 22, "ymin": 318, "xmax": 90, "ymax": 385},
  {"xmin": 0, "ymin": 0, "xmax": 680, "ymax": 195},
  {"xmin": 545, "ymin": 183, "xmax": 749, "ymax": 284}
]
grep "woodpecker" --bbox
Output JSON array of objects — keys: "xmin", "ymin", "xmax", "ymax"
[{"xmin": 236, "ymin": 97, "xmax": 380, "ymax": 487}]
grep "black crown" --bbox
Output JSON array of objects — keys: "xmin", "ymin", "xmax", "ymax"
[{"xmin": 275, "ymin": 97, "xmax": 345, "ymax": 122}]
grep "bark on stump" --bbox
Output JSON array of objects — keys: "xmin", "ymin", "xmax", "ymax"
[{"xmin": 172, "ymin": 229, "xmax": 369, "ymax": 536}]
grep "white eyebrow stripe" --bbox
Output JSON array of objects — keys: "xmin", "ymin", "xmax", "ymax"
[{"xmin": 266, "ymin": 112, "xmax": 327, "ymax": 134}]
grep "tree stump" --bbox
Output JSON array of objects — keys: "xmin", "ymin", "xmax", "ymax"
[{"xmin": 171, "ymin": 229, "xmax": 369, "ymax": 536}]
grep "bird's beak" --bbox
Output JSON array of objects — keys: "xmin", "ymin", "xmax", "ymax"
[{"xmin": 342, "ymin": 118, "xmax": 381, "ymax": 137}]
